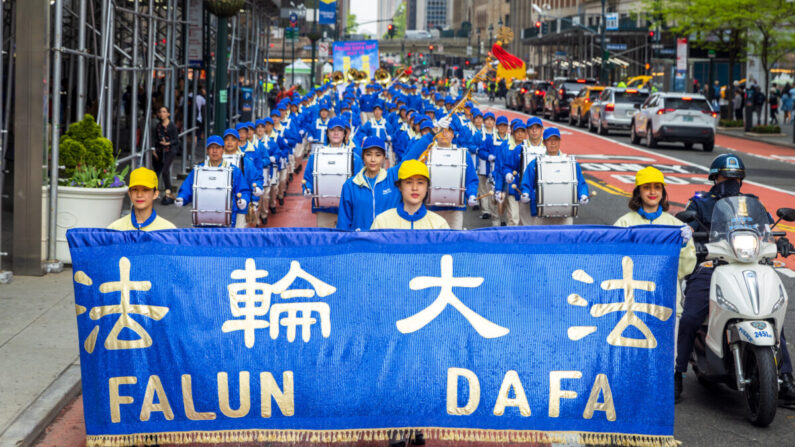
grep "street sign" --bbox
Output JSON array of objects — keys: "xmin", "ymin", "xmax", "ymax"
[
  {"xmin": 572, "ymin": 16, "xmax": 580, "ymax": 26},
  {"xmin": 651, "ymin": 43, "xmax": 663, "ymax": 49},
  {"xmin": 466, "ymin": 46, "xmax": 472, "ymax": 57},
  {"xmin": 708, "ymin": 49, "xmax": 716, "ymax": 58},
  {"xmin": 289, "ymin": 12, "xmax": 298, "ymax": 28},
  {"xmin": 186, "ymin": 0, "xmax": 203, "ymax": 68},
  {"xmin": 555, "ymin": 50, "xmax": 567, "ymax": 56},
  {"xmin": 605, "ymin": 13, "xmax": 619, "ymax": 31},
  {"xmin": 676, "ymin": 37, "xmax": 688, "ymax": 71},
  {"xmin": 605, "ymin": 43, "xmax": 627, "ymax": 51},
  {"xmin": 281, "ymin": 8, "xmax": 306, "ymax": 19},
  {"xmin": 318, "ymin": 41, "xmax": 329, "ymax": 61}
]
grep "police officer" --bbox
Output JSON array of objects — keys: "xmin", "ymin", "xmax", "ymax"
[{"xmin": 675, "ymin": 154, "xmax": 795, "ymax": 404}]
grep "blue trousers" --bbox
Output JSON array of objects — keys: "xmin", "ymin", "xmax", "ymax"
[{"xmin": 675, "ymin": 266, "xmax": 792, "ymax": 374}]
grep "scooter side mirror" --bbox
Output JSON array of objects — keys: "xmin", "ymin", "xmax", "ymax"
[
  {"xmin": 676, "ymin": 210, "xmax": 698, "ymax": 223},
  {"xmin": 776, "ymin": 208, "xmax": 795, "ymax": 222}
]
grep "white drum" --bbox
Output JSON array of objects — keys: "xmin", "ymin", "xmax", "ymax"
[
  {"xmin": 536, "ymin": 155, "xmax": 579, "ymax": 218},
  {"xmin": 522, "ymin": 143, "xmax": 546, "ymax": 173},
  {"xmin": 191, "ymin": 165, "xmax": 233, "ymax": 227},
  {"xmin": 312, "ymin": 146, "xmax": 353, "ymax": 208},
  {"xmin": 426, "ymin": 146, "xmax": 467, "ymax": 208},
  {"xmin": 222, "ymin": 153, "xmax": 242, "ymax": 169}
]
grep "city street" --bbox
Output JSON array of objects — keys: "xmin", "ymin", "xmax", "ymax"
[{"xmin": 28, "ymin": 100, "xmax": 795, "ymax": 447}]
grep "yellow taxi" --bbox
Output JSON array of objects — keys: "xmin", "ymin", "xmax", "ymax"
[{"xmin": 568, "ymin": 86, "xmax": 605, "ymax": 127}]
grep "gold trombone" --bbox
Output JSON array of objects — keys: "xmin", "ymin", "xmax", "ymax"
[{"xmin": 374, "ymin": 68, "xmax": 391, "ymax": 87}]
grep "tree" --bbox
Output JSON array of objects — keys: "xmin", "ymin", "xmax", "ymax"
[
  {"xmin": 346, "ymin": 12, "xmax": 358, "ymax": 35},
  {"xmin": 746, "ymin": 0, "xmax": 795, "ymax": 124},
  {"xmin": 648, "ymin": 0, "xmax": 749, "ymax": 98}
]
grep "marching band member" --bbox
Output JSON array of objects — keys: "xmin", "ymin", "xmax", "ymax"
[
  {"xmin": 107, "ymin": 167, "xmax": 176, "ymax": 231},
  {"xmin": 175, "ymin": 136, "xmax": 251, "ymax": 228},
  {"xmin": 272, "ymin": 109, "xmax": 294, "ymax": 206},
  {"xmin": 520, "ymin": 127, "xmax": 589, "ymax": 225},
  {"xmin": 518, "ymin": 117, "xmax": 546, "ymax": 225},
  {"xmin": 337, "ymin": 137, "xmax": 402, "ymax": 231},
  {"xmin": 307, "ymin": 103, "xmax": 332, "ymax": 145},
  {"xmin": 359, "ymin": 82, "xmax": 378, "ymax": 123},
  {"xmin": 370, "ymin": 160, "xmax": 449, "ymax": 230},
  {"xmin": 224, "ymin": 128, "xmax": 264, "ymax": 225},
  {"xmin": 473, "ymin": 112, "xmax": 499, "ymax": 224},
  {"xmin": 493, "ymin": 120, "xmax": 528, "ymax": 226},
  {"xmin": 614, "ymin": 166, "xmax": 696, "ymax": 317},
  {"xmin": 237, "ymin": 123, "xmax": 263, "ymax": 174},
  {"xmin": 255, "ymin": 118, "xmax": 280, "ymax": 223},
  {"xmin": 302, "ymin": 117, "xmax": 364, "ymax": 228},
  {"xmin": 360, "ymin": 102, "xmax": 395, "ymax": 164},
  {"xmin": 409, "ymin": 117, "xmax": 478, "ymax": 230}
]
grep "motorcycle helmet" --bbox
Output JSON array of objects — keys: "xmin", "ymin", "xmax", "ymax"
[{"xmin": 708, "ymin": 154, "xmax": 745, "ymax": 181}]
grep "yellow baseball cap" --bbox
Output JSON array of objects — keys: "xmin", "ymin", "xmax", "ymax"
[
  {"xmin": 128, "ymin": 167, "xmax": 158, "ymax": 189},
  {"xmin": 635, "ymin": 166, "xmax": 665, "ymax": 186},
  {"xmin": 398, "ymin": 159, "xmax": 430, "ymax": 181}
]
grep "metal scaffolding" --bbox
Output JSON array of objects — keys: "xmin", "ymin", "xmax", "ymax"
[{"xmin": 0, "ymin": 0, "xmax": 279, "ymax": 279}]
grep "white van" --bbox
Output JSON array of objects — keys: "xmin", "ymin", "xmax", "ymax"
[{"xmin": 404, "ymin": 30, "xmax": 432, "ymax": 40}]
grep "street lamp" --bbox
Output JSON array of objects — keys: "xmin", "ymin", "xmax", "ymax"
[
  {"xmin": 476, "ymin": 27, "xmax": 481, "ymax": 64},
  {"xmin": 488, "ymin": 24, "xmax": 493, "ymax": 48}
]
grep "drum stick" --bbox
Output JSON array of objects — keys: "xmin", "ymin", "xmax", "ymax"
[
  {"xmin": 475, "ymin": 191, "xmax": 493, "ymax": 201},
  {"xmin": 511, "ymin": 184, "xmax": 520, "ymax": 192},
  {"xmin": 591, "ymin": 190, "xmax": 597, "ymax": 196}
]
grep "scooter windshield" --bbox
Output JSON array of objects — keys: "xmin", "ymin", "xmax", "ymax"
[{"xmin": 709, "ymin": 196, "xmax": 773, "ymax": 244}]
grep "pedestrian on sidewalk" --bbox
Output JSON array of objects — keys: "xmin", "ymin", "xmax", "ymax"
[
  {"xmin": 781, "ymin": 87, "xmax": 793, "ymax": 125},
  {"xmin": 733, "ymin": 90, "xmax": 743, "ymax": 120},
  {"xmin": 153, "ymin": 106, "xmax": 178, "ymax": 204},
  {"xmin": 769, "ymin": 88, "xmax": 779, "ymax": 125}
]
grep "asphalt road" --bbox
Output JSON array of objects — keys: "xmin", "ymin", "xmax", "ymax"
[{"xmin": 472, "ymin": 99, "xmax": 795, "ymax": 445}]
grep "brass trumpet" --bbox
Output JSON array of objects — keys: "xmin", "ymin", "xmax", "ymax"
[{"xmin": 375, "ymin": 68, "xmax": 391, "ymax": 86}]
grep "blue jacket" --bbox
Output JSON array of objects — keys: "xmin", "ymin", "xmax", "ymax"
[
  {"xmin": 495, "ymin": 141, "xmax": 546, "ymax": 200},
  {"xmin": 303, "ymin": 146, "xmax": 364, "ymax": 214},
  {"xmin": 520, "ymin": 155, "xmax": 588, "ymax": 216},
  {"xmin": 308, "ymin": 117, "xmax": 331, "ymax": 144},
  {"xmin": 177, "ymin": 161, "xmax": 251, "ymax": 219},
  {"xmin": 336, "ymin": 167, "xmax": 402, "ymax": 231},
  {"xmin": 361, "ymin": 117, "xmax": 394, "ymax": 141}
]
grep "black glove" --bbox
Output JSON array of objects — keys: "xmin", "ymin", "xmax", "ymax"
[{"xmin": 777, "ymin": 237, "xmax": 794, "ymax": 257}]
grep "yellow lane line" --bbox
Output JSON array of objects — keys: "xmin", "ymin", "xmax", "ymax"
[{"xmin": 586, "ymin": 179, "xmax": 631, "ymax": 197}]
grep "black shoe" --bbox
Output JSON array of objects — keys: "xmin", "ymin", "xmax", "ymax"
[
  {"xmin": 388, "ymin": 442, "xmax": 406, "ymax": 447},
  {"xmin": 472, "ymin": 204, "xmax": 480, "ymax": 211},
  {"xmin": 500, "ymin": 221, "xmax": 507, "ymax": 226},
  {"xmin": 410, "ymin": 433, "xmax": 425, "ymax": 446},
  {"xmin": 295, "ymin": 165, "xmax": 302, "ymax": 173},
  {"xmin": 160, "ymin": 196, "xmax": 174, "ymax": 206},
  {"xmin": 278, "ymin": 197, "xmax": 285, "ymax": 206},
  {"xmin": 288, "ymin": 173, "xmax": 293, "ymax": 183},
  {"xmin": 780, "ymin": 373, "xmax": 795, "ymax": 403},
  {"xmin": 259, "ymin": 216, "xmax": 268, "ymax": 226},
  {"xmin": 480, "ymin": 213, "xmax": 492, "ymax": 220},
  {"xmin": 675, "ymin": 372, "xmax": 683, "ymax": 404},
  {"xmin": 270, "ymin": 207, "xmax": 277, "ymax": 215}
]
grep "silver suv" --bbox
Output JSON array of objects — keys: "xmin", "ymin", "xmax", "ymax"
[
  {"xmin": 588, "ymin": 88, "xmax": 650, "ymax": 135},
  {"xmin": 630, "ymin": 92, "xmax": 718, "ymax": 151}
]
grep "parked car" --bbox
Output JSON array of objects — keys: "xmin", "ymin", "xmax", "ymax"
[
  {"xmin": 568, "ymin": 86, "xmax": 605, "ymax": 127},
  {"xmin": 506, "ymin": 80, "xmax": 534, "ymax": 111},
  {"xmin": 544, "ymin": 78, "xmax": 597, "ymax": 121},
  {"xmin": 587, "ymin": 88, "xmax": 650, "ymax": 135},
  {"xmin": 524, "ymin": 80, "xmax": 551, "ymax": 115},
  {"xmin": 630, "ymin": 92, "xmax": 718, "ymax": 151}
]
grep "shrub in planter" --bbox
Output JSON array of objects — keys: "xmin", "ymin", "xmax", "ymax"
[
  {"xmin": 750, "ymin": 125, "xmax": 781, "ymax": 134},
  {"xmin": 719, "ymin": 119, "xmax": 743, "ymax": 128},
  {"xmin": 58, "ymin": 114, "xmax": 114, "ymax": 177}
]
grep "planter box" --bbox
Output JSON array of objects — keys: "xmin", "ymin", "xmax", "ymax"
[{"xmin": 52, "ymin": 186, "xmax": 127, "ymax": 263}]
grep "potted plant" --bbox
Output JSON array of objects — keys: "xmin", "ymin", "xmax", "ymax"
[{"xmin": 50, "ymin": 114, "xmax": 129, "ymax": 263}]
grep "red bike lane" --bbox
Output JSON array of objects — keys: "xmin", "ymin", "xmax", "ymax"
[{"xmin": 485, "ymin": 107, "xmax": 795, "ymax": 269}]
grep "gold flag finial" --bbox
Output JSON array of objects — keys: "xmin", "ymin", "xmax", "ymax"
[{"xmin": 496, "ymin": 26, "xmax": 514, "ymax": 45}]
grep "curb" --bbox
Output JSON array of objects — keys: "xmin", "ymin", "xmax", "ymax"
[
  {"xmin": 717, "ymin": 130, "xmax": 795, "ymax": 149},
  {"xmin": 0, "ymin": 364, "xmax": 81, "ymax": 447}
]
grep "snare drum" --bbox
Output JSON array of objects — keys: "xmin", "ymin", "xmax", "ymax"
[
  {"xmin": 222, "ymin": 153, "xmax": 242, "ymax": 169},
  {"xmin": 426, "ymin": 146, "xmax": 467, "ymax": 208},
  {"xmin": 536, "ymin": 155, "xmax": 579, "ymax": 218},
  {"xmin": 312, "ymin": 146, "xmax": 353, "ymax": 208},
  {"xmin": 191, "ymin": 165, "xmax": 233, "ymax": 226}
]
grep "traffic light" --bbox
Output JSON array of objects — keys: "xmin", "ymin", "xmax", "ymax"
[
  {"xmin": 645, "ymin": 63, "xmax": 651, "ymax": 72},
  {"xmin": 388, "ymin": 24, "xmax": 395, "ymax": 39},
  {"xmin": 428, "ymin": 44, "xmax": 434, "ymax": 53},
  {"xmin": 535, "ymin": 21, "xmax": 541, "ymax": 28},
  {"xmin": 465, "ymin": 59, "xmax": 470, "ymax": 66},
  {"xmin": 407, "ymin": 51, "xmax": 412, "ymax": 58}
]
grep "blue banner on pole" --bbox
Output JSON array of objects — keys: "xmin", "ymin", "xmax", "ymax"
[
  {"xmin": 333, "ymin": 40, "xmax": 379, "ymax": 79},
  {"xmin": 68, "ymin": 227, "xmax": 681, "ymax": 447},
  {"xmin": 318, "ymin": 0, "xmax": 336, "ymax": 25}
]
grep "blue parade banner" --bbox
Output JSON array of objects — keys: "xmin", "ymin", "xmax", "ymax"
[
  {"xmin": 333, "ymin": 40, "xmax": 379, "ymax": 79},
  {"xmin": 318, "ymin": 0, "xmax": 336, "ymax": 25},
  {"xmin": 68, "ymin": 227, "xmax": 682, "ymax": 447}
]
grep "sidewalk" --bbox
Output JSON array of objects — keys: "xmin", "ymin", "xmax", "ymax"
[
  {"xmin": 717, "ymin": 119, "xmax": 795, "ymax": 149},
  {"xmin": 0, "ymin": 269, "xmax": 80, "ymax": 447}
]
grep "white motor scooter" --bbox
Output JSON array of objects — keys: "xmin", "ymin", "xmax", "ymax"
[{"xmin": 679, "ymin": 196, "xmax": 795, "ymax": 427}]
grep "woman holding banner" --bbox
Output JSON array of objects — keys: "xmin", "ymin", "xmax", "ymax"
[
  {"xmin": 613, "ymin": 166, "xmax": 696, "ymax": 317},
  {"xmin": 370, "ymin": 160, "xmax": 449, "ymax": 230}
]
